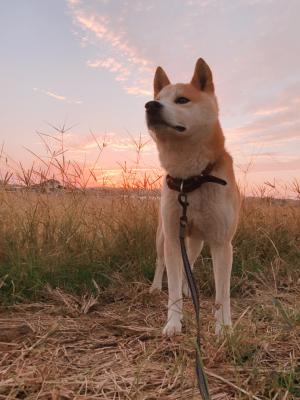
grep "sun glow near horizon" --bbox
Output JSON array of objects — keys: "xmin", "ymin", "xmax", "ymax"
[{"xmin": 0, "ymin": 124, "xmax": 299, "ymax": 200}]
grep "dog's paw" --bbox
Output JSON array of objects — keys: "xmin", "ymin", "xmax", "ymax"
[
  {"xmin": 149, "ymin": 282, "xmax": 162, "ymax": 293},
  {"xmin": 215, "ymin": 322, "xmax": 233, "ymax": 337},
  {"xmin": 162, "ymin": 319, "xmax": 182, "ymax": 336},
  {"xmin": 182, "ymin": 279, "xmax": 191, "ymax": 298}
]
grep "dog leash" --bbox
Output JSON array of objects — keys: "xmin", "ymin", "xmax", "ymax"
[
  {"xmin": 167, "ymin": 170, "xmax": 226, "ymax": 400},
  {"xmin": 178, "ymin": 191, "xmax": 210, "ymax": 400}
]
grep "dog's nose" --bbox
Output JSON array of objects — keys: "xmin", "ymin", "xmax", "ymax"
[{"xmin": 145, "ymin": 101, "xmax": 162, "ymax": 112}]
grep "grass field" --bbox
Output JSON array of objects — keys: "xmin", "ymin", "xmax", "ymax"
[{"xmin": 0, "ymin": 186, "xmax": 299, "ymax": 399}]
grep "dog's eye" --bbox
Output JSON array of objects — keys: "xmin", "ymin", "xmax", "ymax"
[{"xmin": 175, "ymin": 97, "xmax": 190, "ymax": 104}]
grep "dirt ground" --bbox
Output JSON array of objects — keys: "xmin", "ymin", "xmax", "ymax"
[{"xmin": 0, "ymin": 282, "xmax": 299, "ymax": 399}]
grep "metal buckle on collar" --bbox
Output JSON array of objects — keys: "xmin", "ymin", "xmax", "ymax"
[{"xmin": 180, "ymin": 180, "xmax": 184, "ymax": 192}]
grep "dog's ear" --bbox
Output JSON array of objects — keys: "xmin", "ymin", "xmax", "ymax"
[
  {"xmin": 154, "ymin": 67, "xmax": 170, "ymax": 97},
  {"xmin": 191, "ymin": 58, "xmax": 214, "ymax": 93}
]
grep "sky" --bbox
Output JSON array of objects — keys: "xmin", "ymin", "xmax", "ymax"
[{"xmin": 0, "ymin": 0, "xmax": 299, "ymax": 194}]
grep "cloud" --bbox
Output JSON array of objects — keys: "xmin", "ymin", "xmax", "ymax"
[
  {"xmin": 86, "ymin": 57, "xmax": 130, "ymax": 81},
  {"xmin": 67, "ymin": 0, "xmax": 81, "ymax": 5},
  {"xmin": 69, "ymin": 132, "xmax": 154, "ymax": 154},
  {"xmin": 237, "ymin": 156, "xmax": 300, "ymax": 173},
  {"xmin": 33, "ymin": 88, "xmax": 82, "ymax": 104},
  {"xmin": 253, "ymin": 106, "xmax": 289, "ymax": 116},
  {"xmin": 124, "ymin": 86, "xmax": 151, "ymax": 96},
  {"xmin": 33, "ymin": 88, "xmax": 66, "ymax": 101},
  {"xmin": 223, "ymin": 81, "xmax": 300, "ymax": 183},
  {"xmin": 67, "ymin": 1, "xmax": 153, "ymax": 96},
  {"xmin": 74, "ymin": 13, "xmax": 150, "ymax": 68},
  {"xmin": 187, "ymin": 0, "xmax": 217, "ymax": 7},
  {"xmin": 227, "ymin": 83, "xmax": 300, "ymax": 145}
]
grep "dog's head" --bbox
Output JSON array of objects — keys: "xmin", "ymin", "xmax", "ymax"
[{"xmin": 145, "ymin": 58, "xmax": 218, "ymax": 140}]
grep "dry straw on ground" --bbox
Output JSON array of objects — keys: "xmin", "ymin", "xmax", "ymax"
[{"xmin": 0, "ymin": 279, "xmax": 299, "ymax": 399}]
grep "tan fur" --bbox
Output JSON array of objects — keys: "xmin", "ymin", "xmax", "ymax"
[
  {"xmin": 154, "ymin": 66, "xmax": 171, "ymax": 97},
  {"xmin": 146, "ymin": 58, "xmax": 240, "ymax": 336}
]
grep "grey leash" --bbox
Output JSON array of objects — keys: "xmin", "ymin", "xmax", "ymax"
[{"xmin": 178, "ymin": 191, "xmax": 211, "ymax": 400}]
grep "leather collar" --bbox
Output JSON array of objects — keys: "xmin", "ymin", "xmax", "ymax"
[{"xmin": 166, "ymin": 163, "xmax": 227, "ymax": 193}]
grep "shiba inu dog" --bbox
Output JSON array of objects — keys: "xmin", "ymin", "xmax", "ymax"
[{"xmin": 145, "ymin": 58, "xmax": 240, "ymax": 336}]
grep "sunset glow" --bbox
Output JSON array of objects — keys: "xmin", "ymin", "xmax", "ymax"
[{"xmin": 1, "ymin": 0, "xmax": 299, "ymax": 195}]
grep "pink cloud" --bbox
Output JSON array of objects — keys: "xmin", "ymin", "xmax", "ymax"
[
  {"xmin": 226, "ymin": 83, "xmax": 300, "ymax": 145},
  {"xmin": 237, "ymin": 156, "xmax": 300, "ymax": 173},
  {"xmin": 33, "ymin": 87, "xmax": 66, "ymax": 101},
  {"xmin": 33, "ymin": 88, "xmax": 82, "ymax": 104},
  {"xmin": 125, "ymin": 86, "xmax": 152, "ymax": 96},
  {"xmin": 71, "ymin": 10, "xmax": 151, "ymax": 70},
  {"xmin": 69, "ymin": 132, "xmax": 154, "ymax": 154},
  {"xmin": 87, "ymin": 57, "xmax": 130, "ymax": 81},
  {"xmin": 67, "ymin": 2, "xmax": 153, "ymax": 96},
  {"xmin": 253, "ymin": 106, "xmax": 289, "ymax": 116}
]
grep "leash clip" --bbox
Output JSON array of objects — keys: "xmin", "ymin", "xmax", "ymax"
[{"xmin": 178, "ymin": 192, "xmax": 188, "ymax": 209}]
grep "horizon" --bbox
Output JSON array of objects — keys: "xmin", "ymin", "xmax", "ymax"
[{"xmin": 1, "ymin": 0, "xmax": 300, "ymax": 196}]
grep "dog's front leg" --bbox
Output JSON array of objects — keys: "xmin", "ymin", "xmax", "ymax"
[
  {"xmin": 150, "ymin": 216, "xmax": 165, "ymax": 292},
  {"xmin": 210, "ymin": 241, "xmax": 233, "ymax": 335},
  {"xmin": 162, "ymin": 236, "xmax": 183, "ymax": 336}
]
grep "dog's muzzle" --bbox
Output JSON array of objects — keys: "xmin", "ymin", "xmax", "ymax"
[
  {"xmin": 145, "ymin": 100, "xmax": 162, "ymax": 113},
  {"xmin": 145, "ymin": 101, "xmax": 164, "ymax": 126},
  {"xmin": 145, "ymin": 101, "xmax": 186, "ymax": 132}
]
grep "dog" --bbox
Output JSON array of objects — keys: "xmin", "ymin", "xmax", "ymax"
[{"xmin": 145, "ymin": 58, "xmax": 240, "ymax": 336}]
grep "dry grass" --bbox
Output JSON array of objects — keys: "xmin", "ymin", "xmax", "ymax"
[
  {"xmin": 0, "ymin": 191, "xmax": 299, "ymax": 399},
  {"xmin": 0, "ymin": 127, "xmax": 299, "ymax": 398},
  {"xmin": 0, "ymin": 280, "xmax": 299, "ymax": 399}
]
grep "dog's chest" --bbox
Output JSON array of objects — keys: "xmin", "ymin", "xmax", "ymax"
[
  {"xmin": 187, "ymin": 192, "xmax": 217, "ymax": 230},
  {"xmin": 162, "ymin": 186, "xmax": 230, "ymax": 242}
]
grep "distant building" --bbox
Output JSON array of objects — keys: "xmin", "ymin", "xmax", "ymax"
[{"xmin": 32, "ymin": 179, "xmax": 62, "ymax": 192}]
